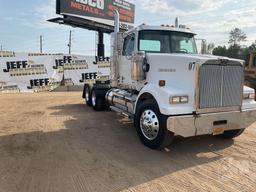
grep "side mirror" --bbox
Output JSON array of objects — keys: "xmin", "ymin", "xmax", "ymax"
[
  {"xmin": 131, "ymin": 51, "xmax": 149, "ymax": 81},
  {"xmin": 142, "ymin": 57, "xmax": 150, "ymax": 73}
]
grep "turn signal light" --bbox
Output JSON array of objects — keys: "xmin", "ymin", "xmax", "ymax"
[{"xmin": 159, "ymin": 80, "xmax": 166, "ymax": 87}]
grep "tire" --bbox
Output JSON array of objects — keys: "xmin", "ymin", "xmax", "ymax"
[
  {"xmin": 220, "ymin": 129, "xmax": 245, "ymax": 139},
  {"xmin": 135, "ymin": 99, "xmax": 174, "ymax": 149},
  {"xmin": 91, "ymin": 89, "xmax": 106, "ymax": 111},
  {"xmin": 84, "ymin": 85, "xmax": 92, "ymax": 107}
]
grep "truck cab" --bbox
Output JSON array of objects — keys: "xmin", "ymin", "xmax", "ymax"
[{"xmin": 83, "ymin": 12, "xmax": 256, "ymax": 149}]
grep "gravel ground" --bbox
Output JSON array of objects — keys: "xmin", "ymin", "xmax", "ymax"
[{"xmin": 0, "ymin": 92, "xmax": 255, "ymax": 192}]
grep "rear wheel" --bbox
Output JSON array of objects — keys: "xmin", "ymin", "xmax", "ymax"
[
  {"xmin": 91, "ymin": 89, "xmax": 106, "ymax": 111},
  {"xmin": 85, "ymin": 85, "xmax": 92, "ymax": 107},
  {"xmin": 220, "ymin": 129, "xmax": 245, "ymax": 139},
  {"xmin": 135, "ymin": 99, "xmax": 174, "ymax": 149}
]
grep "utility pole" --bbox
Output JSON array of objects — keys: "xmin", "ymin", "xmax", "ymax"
[
  {"xmin": 95, "ymin": 32, "xmax": 98, "ymax": 57},
  {"xmin": 0, "ymin": 44, "xmax": 2, "ymax": 51},
  {"xmin": 68, "ymin": 30, "xmax": 72, "ymax": 54},
  {"xmin": 40, "ymin": 35, "xmax": 43, "ymax": 53}
]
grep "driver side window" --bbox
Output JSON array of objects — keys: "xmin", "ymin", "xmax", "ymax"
[
  {"xmin": 123, "ymin": 34, "xmax": 135, "ymax": 56},
  {"xmin": 180, "ymin": 39, "xmax": 194, "ymax": 53}
]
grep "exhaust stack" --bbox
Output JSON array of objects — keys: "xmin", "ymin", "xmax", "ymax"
[
  {"xmin": 175, "ymin": 17, "xmax": 179, "ymax": 28},
  {"xmin": 111, "ymin": 10, "xmax": 121, "ymax": 87},
  {"xmin": 114, "ymin": 10, "xmax": 120, "ymax": 33}
]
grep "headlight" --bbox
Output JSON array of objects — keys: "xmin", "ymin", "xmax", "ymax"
[
  {"xmin": 170, "ymin": 96, "xmax": 189, "ymax": 104},
  {"xmin": 243, "ymin": 93, "xmax": 255, "ymax": 100}
]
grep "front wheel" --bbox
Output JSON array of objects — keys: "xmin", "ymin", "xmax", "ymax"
[{"xmin": 135, "ymin": 99, "xmax": 174, "ymax": 149}]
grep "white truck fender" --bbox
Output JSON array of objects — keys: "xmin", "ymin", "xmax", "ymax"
[{"xmin": 134, "ymin": 83, "xmax": 194, "ymax": 115}]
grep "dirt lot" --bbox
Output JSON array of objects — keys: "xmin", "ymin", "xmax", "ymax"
[{"xmin": 0, "ymin": 92, "xmax": 256, "ymax": 192}]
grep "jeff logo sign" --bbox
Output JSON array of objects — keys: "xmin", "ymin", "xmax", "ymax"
[
  {"xmin": 3, "ymin": 60, "xmax": 47, "ymax": 77},
  {"xmin": 0, "ymin": 53, "xmax": 110, "ymax": 92},
  {"xmin": 53, "ymin": 56, "xmax": 89, "ymax": 70},
  {"xmin": 28, "ymin": 78, "xmax": 50, "ymax": 89},
  {"xmin": 54, "ymin": 56, "xmax": 72, "ymax": 69},
  {"xmin": 79, "ymin": 72, "xmax": 98, "ymax": 82},
  {"xmin": 3, "ymin": 60, "xmax": 29, "ymax": 72}
]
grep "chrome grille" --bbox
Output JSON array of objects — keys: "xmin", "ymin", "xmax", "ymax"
[{"xmin": 199, "ymin": 64, "xmax": 243, "ymax": 109}]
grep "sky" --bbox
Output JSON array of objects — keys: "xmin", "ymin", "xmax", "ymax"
[{"xmin": 0, "ymin": 0, "xmax": 256, "ymax": 56}]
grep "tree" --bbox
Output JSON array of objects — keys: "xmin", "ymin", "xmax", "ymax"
[
  {"xmin": 228, "ymin": 44, "xmax": 242, "ymax": 59},
  {"xmin": 212, "ymin": 29, "xmax": 256, "ymax": 61},
  {"xmin": 212, "ymin": 44, "xmax": 243, "ymax": 59},
  {"xmin": 228, "ymin": 28, "xmax": 247, "ymax": 45},
  {"xmin": 249, "ymin": 40, "xmax": 256, "ymax": 51},
  {"xmin": 212, "ymin": 46, "xmax": 228, "ymax": 57}
]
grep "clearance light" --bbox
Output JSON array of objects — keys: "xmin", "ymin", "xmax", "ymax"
[
  {"xmin": 159, "ymin": 80, "xmax": 166, "ymax": 87},
  {"xmin": 170, "ymin": 96, "xmax": 189, "ymax": 104}
]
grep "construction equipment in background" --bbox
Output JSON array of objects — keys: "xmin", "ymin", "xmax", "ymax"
[{"xmin": 245, "ymin": 51, "xmax": 256, "ymax": 98}]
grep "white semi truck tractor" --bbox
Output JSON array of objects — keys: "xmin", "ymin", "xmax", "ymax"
[{"xmin": 83, "ymin": 11, "xmax": 256, "ymax": 149}]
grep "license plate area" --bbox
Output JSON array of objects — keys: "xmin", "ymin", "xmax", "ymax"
[
  {"xmin": 213, "ymin": 127, "xmax": 225, "ymax": 135},
  {"xmin": 213, "ymin": 120, "xmax": 227, "ymax": 135}
]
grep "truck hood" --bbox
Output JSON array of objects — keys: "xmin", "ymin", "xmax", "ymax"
[
  {"xmin": 146, "ymin": 53, "xmax": 244, "ymax": 66},
  {"xmin": 144, "ymin": 53, "xmax": 245, "ymax": 114},
  {"xmin": 145, "ymin": 53, "xmax": 244, "ymax": 111}
]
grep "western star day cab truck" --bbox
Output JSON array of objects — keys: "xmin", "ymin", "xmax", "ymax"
[{"xmin": 83, "ymin": 11, "xmax": 256, "ymax": 149}]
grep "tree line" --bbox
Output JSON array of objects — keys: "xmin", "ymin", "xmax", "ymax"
[{"xmin": 210, "ymin": 28, "xmax": 256, "ymax": 61}]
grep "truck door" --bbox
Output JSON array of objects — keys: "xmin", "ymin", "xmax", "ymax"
[{"xmin": 119, "ymin": 33, "xmax": 135, "ymax": 86}]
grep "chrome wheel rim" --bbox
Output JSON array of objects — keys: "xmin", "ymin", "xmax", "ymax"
[
  {"xmin": 140, "ymin": 109, "xmax": 159, "ymax": 140},
  {"xmin": 92, "ymin": 91, "xmax": 96, "ymax": 107}
]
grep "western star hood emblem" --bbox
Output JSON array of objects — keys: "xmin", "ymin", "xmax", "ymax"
[{"xmin": 158, "ymin": 68, "xmax": 176, "ymax": 72}]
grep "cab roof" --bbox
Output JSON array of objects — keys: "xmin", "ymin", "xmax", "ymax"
[{"xmin": 126, "ymin": 24, "xmax": 196, "ymax": 35}]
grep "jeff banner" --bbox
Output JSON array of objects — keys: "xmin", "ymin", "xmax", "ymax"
[
  {"xmin": 56, "ymin": 0, "xmax": 135, "ymax": 28},
  {"xmin": 0, "ymin": 52, "xmax": 110, "ymax": 93}
]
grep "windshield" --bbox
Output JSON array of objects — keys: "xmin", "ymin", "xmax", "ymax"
[{"xmin": 138, "ymin": 30, "xmax": 198, "ymax": 54}]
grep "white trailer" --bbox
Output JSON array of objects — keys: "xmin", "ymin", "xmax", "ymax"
[{"xmin": 83, "ymin": 11, "xmax": 256, "ymax": 149}]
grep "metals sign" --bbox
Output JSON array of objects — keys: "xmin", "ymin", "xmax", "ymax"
[{"xmin": 56, "ymin": 0, "xmax": 135, "ymax": 27}]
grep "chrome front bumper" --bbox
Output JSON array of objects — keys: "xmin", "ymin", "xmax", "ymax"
[{"xmin": 167, "ymin": 109, "xmax": 256, "ymax": 137}]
